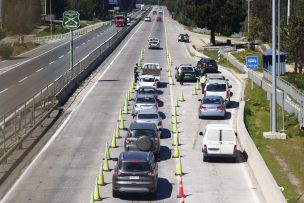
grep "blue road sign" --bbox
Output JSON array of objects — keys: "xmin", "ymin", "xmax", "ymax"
[{"xmin": 246, "ymin": 56, "xmax": 259, "ymax": 69}]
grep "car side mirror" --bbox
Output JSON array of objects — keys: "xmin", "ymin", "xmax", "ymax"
[
  {"xmin": 235, "ymin": 132, "xmax": 238, "ymax": 136},
  {"xmin": 229, "ymin": 85, "xmax": 232, "ymax": 88},
  {"xmin": 175, "ymin": 67, "xmax": 178, "ymax": 70},
  {"xmin": 160, "ymin": 68, "xmax": 162, "ymax": 71},
  {"xmin": 199, "ymin": 131, "xmax": 203, "ymax": 136},
  {"xmin": 226, "ymin": 79, "xmax": 229, "ymax": 81},
  {"xmin": 198, "ymin": 99, "xmax": 202, "ymax": 101}
]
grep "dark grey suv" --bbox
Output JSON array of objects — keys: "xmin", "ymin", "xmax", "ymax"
[
  {"xmin": 112, "ymin": 151, "xmax": 158, "ymax": 198},
  {"xmin": 197, "ymin": 57, "xmax": 218, "ymax": 75},
  {"xmin": 124, "ymin": 122, "xmax": 160, "ymax": 155}
]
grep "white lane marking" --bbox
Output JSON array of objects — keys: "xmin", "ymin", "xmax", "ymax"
[
  {"xmin": 49, "ymin": 61, "xmax": 55, "ymax": 65},
  {"xmin": 35, "ymin": 68, "xmax": 44, "ymax": 72},
  {"xmin": 0, "ymin": 88, "xmax": 8, "ymax": 94},
  {"xmin": 76, "ymin": 46, "xmax": 79, "ymax": 49},
  {"xmin": 59, "ymin": 55, "xmax": 64, "ymax": 59},
  {"xmin": 0, "ymin": 20, "xmax": 146, "ymax": 203},
  {"xmin": 240, "ymin": 163, "xmax": 261, "ymax": 203},
  {"xmin": 88, "ymin": 39, "xmax": 91, "ymax": 42},
  {"xmin": 19, "ymin": 76, "xmax": 28, "ymax": 83},
  {"xmin": 82, "ymin": 43, "xmax": 85, "ymax": 45}
]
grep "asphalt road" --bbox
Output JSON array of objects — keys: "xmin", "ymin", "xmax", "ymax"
[
  {"xmin": 0, "ymin": 13, "xmax": 140, "ymax": 118},
  {"xmin": 0, "ymin": 7, "xmax": 265, "ymax": 203}
]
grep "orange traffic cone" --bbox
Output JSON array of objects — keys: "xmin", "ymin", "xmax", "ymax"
[{"xmin": 177, "ymin": 176, "xmax": 185, "ymax": 198}]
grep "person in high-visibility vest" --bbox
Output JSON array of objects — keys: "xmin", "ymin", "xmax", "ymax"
[{"xmin": 200, "ymin": 75, "xmax": 207, "ymax": 94}]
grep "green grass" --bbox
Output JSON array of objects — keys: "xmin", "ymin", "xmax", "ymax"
[
  {"xmin": 12, "ymin": 42, "xmax": 40, "ymax": 56},
  {"xmin": 232, "ymin": 49, "xmax": 263, "ymax": 72},
  {"xmin": 244, "ymin": 80, "xmax": 304, "ymax": 202},
  {"xmin": 281, "ymin": 72, "xmax": 304, "ymax": 94},
  {"xmin": 203, "ymin": 49, "xmax": 244, "ymax": 74}
]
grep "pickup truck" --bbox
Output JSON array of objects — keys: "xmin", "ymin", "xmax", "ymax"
[{"xmin": 142, "ymin": 63, "xmax": 162, "ymax": 87}]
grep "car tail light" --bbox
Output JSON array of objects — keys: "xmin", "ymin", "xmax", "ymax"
[
  {"xmin": 200, "ymin": 105, "xmax": 206, "ymax": 109},
  {"xmin": 203, "ymin": 144, "xmax": 207, "ymax": 151},
  {"xmin": 125, "ymin": 137, "xmax": 131, "ymax": 144},
  {"xmin": 226, "ymin": 91, "xmax": 229, "ymax": 99},
  {"xmin": 148, "ymin": 172, "xmax": 156, "ymax": 177},
  {"xmin": 234, "ymin": 145, "xmax": 237, "ymax": 152},
  {"xmin": 217, "ymin": 105, "xmax": 224, "ymax": 110},
  {"xmin": 158, "ymin": 121, "xmax": 162, "ymax": 126},
  {"xmin": 113, "ymin": 171, "xmax": 120, "ymax": 177}
]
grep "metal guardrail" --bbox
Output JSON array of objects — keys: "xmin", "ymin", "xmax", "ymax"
[
  {"xmin": 0, "ymin": 8, "xmax": 151, "ymax": 183},
  {"xmin": 25, "ymin": 21, "xmax": 112, "ymax": 43}
]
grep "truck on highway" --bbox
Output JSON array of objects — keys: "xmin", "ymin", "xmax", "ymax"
[{"xmin": 114, "ymin": 15, "xmax": 126, "ymax": 27}]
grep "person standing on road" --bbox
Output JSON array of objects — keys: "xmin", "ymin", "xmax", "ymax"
[
  {"xmin": 200, "ymin": 74, "xmax": 206, "ymax": 94},
  {"xmin": 134, "ymin": 63, "xmax": 139, "ymax": 82},
  {"xmin": 180, "ymin": 72, "xmax": 185, "ymax": 85}
]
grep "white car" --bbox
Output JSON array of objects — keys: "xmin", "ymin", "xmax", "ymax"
[
  {"xmin": 136, "ymin": 75, "xmax": 157, "ymax": 90},
  {"xmin": 204, "ymin": 79, "xmax": 232, "ymax": 106},
  {"xmin": 142, "ymin": 63, "xmax": 161, "ymax": 87},
  {"xmin": 200, "ymin": 124, "xmax": 237, "ymax": 162},
  {"xmin": 144, "ymin": 16, "xmax": 151, "ymax": 22},
  {"xmin": 148, "ymin": 38, "xmax": 160, "ymax": 49}
]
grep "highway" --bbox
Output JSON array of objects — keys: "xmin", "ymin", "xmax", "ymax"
[
  {"xmin": 0, "ymin": 12, "xmax": 141, "ymax": 118},
  {"xmin": 0, "ymin": 8, "xmax": 265, "ymax": 203}
]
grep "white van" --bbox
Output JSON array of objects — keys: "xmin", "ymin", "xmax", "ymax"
[{"xmin": 200, "ymin": 124, "xmax": 237, "ymax": 162}]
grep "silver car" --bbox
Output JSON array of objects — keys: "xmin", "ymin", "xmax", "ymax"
[
  {"xmin": 135, "ymin": 109, "xmax": 163, "ymax": 129},
  {"xmin": 132, "ymin": 95, "xmax": 158, "ymax": 116},
  {"xmin": 198, "ymin": 95, "xmax": 226, "ymax": 118}
]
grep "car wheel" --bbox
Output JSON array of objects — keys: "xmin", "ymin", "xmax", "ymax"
[
  {"xmin": 112, "ymin": 190, "xmax": 119, "ymax": 198},
  {"xmin": 198, "ymin": 115, "xmax": 202, "ymax": 119},
  {"xmin": 203, "ymin": 156, "xmax": 208, "ymax": 162},
  {"xmin": 149, "ymin": 191, "xmax": 157, "ymax": 198}
]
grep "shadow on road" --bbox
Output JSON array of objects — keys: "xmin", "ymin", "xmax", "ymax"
[
  {"xmin": 158, "ymin": 146, "xmax": 171, "ymax": 161},
  {"xmin": 160, "ymin": 128, "xmax": 171, "ymax": 139}
]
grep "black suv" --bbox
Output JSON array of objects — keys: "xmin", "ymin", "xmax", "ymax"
[
  {"xmin": 124, "ymin": 122, "xmax": 160, "ymax": 155},
  {"xmin": 197, "ymin": 57, "xmax": 218, "ymax": 74},
  {"xmin": 112, "ymin": 151, "xmax": 158, "ymax": 197},
  {"xmin": 178, "ymin": 33, "xmax": 189, "ymax": 42}
]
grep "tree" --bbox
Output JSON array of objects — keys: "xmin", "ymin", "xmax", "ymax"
[
  {"xmin": 281, "ymin": 15, "xmax": 304, "ymax": 73},
  {"xmin": 248, "ymin": 16, "xmax": 262, "ymax": 50}
]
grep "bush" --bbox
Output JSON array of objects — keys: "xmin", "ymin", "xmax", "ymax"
[
  {"xmin": 0, "ymin": 43, "xmax": 13, "ymax": 59},
  {"xmin": 0, "ymin": 29, "xmax": 6, "ymax": 40},
  {"xmin": 283, "ymin": 72, "xmax": 304, "ymax": 92}
]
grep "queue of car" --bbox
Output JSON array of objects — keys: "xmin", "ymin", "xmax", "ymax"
[{"xmin": 112, "ymin": 62, "xmax": 163, "ymax": 198}]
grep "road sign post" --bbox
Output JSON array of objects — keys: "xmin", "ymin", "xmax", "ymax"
[
  {"xmin": 62, "ymin": 10, "xmax": 80, "ymax": 77},
  {"xmin": 217, "ymin": 49, "xmax": 221, "ymax": 62},
  {"xmin": 246, "ymin": 56, "xmax": 258, "ymax": 90}
]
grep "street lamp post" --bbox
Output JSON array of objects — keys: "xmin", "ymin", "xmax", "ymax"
[
  {"xmin": 271, "ymin": 0, "xmax": 277, "ymax": 132},
  {"xmin": 247, "ymin": 0, "xmax": 253, "ymax": 49},
  {"xmin": 287, "ymin": 0, "xmax": 290, "ymax": 25},
  {"xmin": 50, "ymin": 0, "xmax": 52, "ymax": 36}
]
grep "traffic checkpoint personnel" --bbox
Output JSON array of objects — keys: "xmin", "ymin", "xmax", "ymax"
[
  {"xmin": 200, "ymin": 74, "xmax": 206, "ymax": 93},
  {"xmin": 134, "ymin": 63, "xmax": 139, "ymax": 82}
]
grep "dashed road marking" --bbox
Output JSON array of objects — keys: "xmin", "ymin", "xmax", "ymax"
[
  {"xmin": 19, "ymin": 76, "xmax": 28, "ymax": 83},
  {"xmin": 76, "ymin": 46, "xmax": 79, "ymax": 49},
  {"xmin": 82, "ymin": 43, "xmax": 85, "ymax": 45},
  {"xmin": 36, "ymin": 68, "xmax": 44, "ymax": 72},
  {"xmin": 49, "ymin": 61, "xmax": 55, "ymax": 65},
  {"xmin": 0, "ymin": 88, "xmax": 8, "ymax": 94},
  {"xmin": 59, "ymin": 55, "xmax": 64, "ymax": 59}
]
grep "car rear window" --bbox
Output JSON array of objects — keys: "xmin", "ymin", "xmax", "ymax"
[
  {"xmin": 206, "ymin": 84, "xmax": 226, "ymax": 92},
  {"xmin": 202, "ymin": 98, "xmax": 222, "ymax": 104},
  {"xmin": 141, "ymin": 78, "xmax": 155, "ymax": 82},
  {"xmin": 138, "ymin": 114, "xmax": 159, "ymax": 119},
  {"xmin": 138, "ymin": 88, "xmax": 155, "ymax": 94},
  {"xmin": 206, "ymin": 129, "xmax": 220, "ymax": 141},
  {"xmin": 136, "ymin": 97, "xmax": 156, "ymax": 103},
  {"xmin": 120, "ymin": 161, "xmax": 151, "ymax": 171},
  {"xmin": 131, "ymin": 129, "xmax": 155, "ymax": 138},
  {"xmin": 221, "ymin": 129, "xmax": 235, "ymax": 141},
  {"xmin": 181, "ymin": 67, "xmax": 193, "ymax": 71}
]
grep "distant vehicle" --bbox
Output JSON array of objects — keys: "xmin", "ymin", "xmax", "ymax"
[
  {"xmin": 132, "ymin": 94, "xmax": 158, "ymax": 115},
  {"xmin": 175, "ymin": 64, "xmax": 197, "ymax": 82},
  {"xmin": 135, "ymin": 109, "xmax": 163, "ymax": 129},
  {"xmin": 156, "ymin": 16, "xmax": 162, "ymax": 22},
  {"xmin": 198, "ymin": 95, "xmax": 226, "ymax": 118},
  {"xmin": 145, "ymin": 16, "xmax": 151, "ymax": 22},
  {"xmin": 114, "ymin": 15, "xmax": 126, "ymax": 27},
  {"xmin": 112, "ymin": 151, "xmax": 158, "ymax": 198},
  {"xmin": 140, "ymin": 4, "xmax": 145, "ymax": 11},
  {"xmin": 148, "ymin": 38, "xmax": 160, "ymax": 49},
  {"xmin": 158, "ymin": 10, "xmax": 163, "ymax": 14},
  {"xmin": 137, "ymin": 86, "xmax": 158, "ymax": 99},
  {"xmin": 124, "ymin": 122, "xmax": 161, "ymax": 155},
  {"xmin": 200, "ymin": 124, "xmax": 237, "ymax": 162},
  {"xmin": 142, "ymin": 63, "xmax": 162, "ymax": 87},
  {"xmin": 178, "ymin": 33, "xmax": 190, "ymax": 42},
  {"xmin": 136, "ymin": 75, "xmax": 157, "ymax": 90},
  {"xmin": 197, "ymin": 57, "xmax": 218, "ymax": 74},
  {"xmin": 153, "ymin": 10, "xmax": 157, "ymax": 14},
  {"xmin": 204, "ymin": 79, "xmax": 232, "ymax": 106}
]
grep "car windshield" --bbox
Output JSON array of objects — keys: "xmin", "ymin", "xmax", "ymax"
[
  {"xmin": 206, "ymin": 84, "xmax": 226, "ymax": 92},
  {"xmin": 202, "ymin": 98, "xmax": 222, "ymax": 104},
  {"xmin": 136, "ymin": 97, "xmax": 156, "ymax": 103},
  {"xmin": 131, "ymin": 129, "xmax": 155, "ymax": 137},
  {"xmin": 143, "ymin": 64, "xmax": 158, "ymax": 69},
  {"xmin": 138, "ymin": 88, "xmax": 155, "ymax": 94},
  {"xmin": 207, "ymin": 59, "xmax": 216, "ymax": 64},
  {"xmin": 141, "ymin": 78, "xmax": 154, "ymax": 82},
  {"xmin": 120, "ymin": 161, "xmax": 150, "ymax": 172},
  {"xmin": 138, "ymin": 114, "xmax": 159, "ymax": 119},
  {"xmin": 181, "ymin": 67, "xmax": 193, "ymax": 71}
]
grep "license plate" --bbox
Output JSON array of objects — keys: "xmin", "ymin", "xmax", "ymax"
[{"xmin": 129, "ymin": 176, "xmax": 139, "ymax": 180}]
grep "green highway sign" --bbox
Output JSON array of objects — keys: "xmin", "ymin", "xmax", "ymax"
[{"xmin": 63, "ymin": 10, "xmax": 80, "ymax": 29}]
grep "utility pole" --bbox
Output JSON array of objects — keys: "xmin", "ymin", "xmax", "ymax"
[
  {"xmin": 247, "ymin": 0, "xmax": 253, "ymax": 49},
  {"xmin": 278, "ymin": 0, "xmax": 281, "ymax": 77},
  {"xmin": 50, "ymin": 0, "xmax": 52, "ymax": 36},
  {"xmin": 271, "ymin": 0, "xmax": 277, "ymax": 132},
  {"xmin": 287, "ymin": 0, "xmax": 290, "ymax": 25}
]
